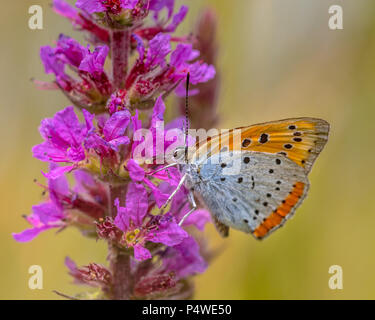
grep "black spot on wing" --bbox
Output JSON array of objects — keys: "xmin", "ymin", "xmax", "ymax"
[{"xmin": 259, "ymin": 133, "xmax": 269, "ymax": 144}]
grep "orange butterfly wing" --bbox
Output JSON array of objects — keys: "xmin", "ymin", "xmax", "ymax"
[{"xmin": 194, "ymin": 117, "xmax": 329, "ymax": 174}]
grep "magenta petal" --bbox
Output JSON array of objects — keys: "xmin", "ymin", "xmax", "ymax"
[
  {"xmin": 121, "ymin": 0, "xmax": 138, "ymax": 10},
  {"xmin": 132, "ymin": 34, "xmax": 145, "ymax": 60},
  {"xmin": 174, "ymin": 82, "xmax": 199, "ymax": 97},
  {"xmin": 43, "ymin": 165, "xmax": 75, "ymax": 180},
  {"xmin": 170, "ymin": 43, "xmax": 193, "ymax": 67},
  {"xmin": 53, "ymin": 106, "xmax": 85, "ymax": 146},
  {"xmin": 103, "ymin": 110, "xmax": 131, "ymax": 141},
  {"xmin": 188, "ymin": 62, "xmax": 216, "ymax": 85},
  {"xmin": 12, "ymin": 225, "xmax": 54, "ymax": 242},
  {"xmin": 53, "ymin": 0, "xmax": 79, "ymax": 20},
  {"xmin": 108, "ymin": 136, "xmax": 130, "ymax": 150},
  {"xmin": 151, "ymin": 96, "xmax": 165, "ymax": 127},
  {"xmin": 76, "ymin": 0, "xmax": 105, "ymax": 14},
  {"xmin": 84, "ymin": 133, "xmax": 107, "ymax": 150},
  {"xmin": 32, "ymin": 142, "xmax": 67, "ymax": 162},
  {"xmin": 39, "ymin": 118, "xmax": 55, "ymax": 141},
  {"xmin": 147, "ymin": 216, "xmax": 188, "ymax": 247},
  {"xmin": 82, "ymin": 108, "xmax": 95, "ymax": 133},
  {"xmin": 146, "ymin": 33, "xmax": 171, "ymax": 68},
  {"xmin": 130, "ymin": 111, "xmax": 142, "ymax": 155},
  {"xmin": 131, "ymin": 110, "xmax": 142, "ymax": 131},
  {"xmin": 114, "ymin": 198, "xmax": 130, "ymax": 231},
  {"xmin": 74, "ymin": 170, "xmax": 95, "ymax": 186},
  {"xmin": 66, "ymin": 146, "xmax": 85, "ymax": 162},
  {"xmin": 73, "ymin": 169, "xmax": 95, "ymax": 193},
  {"xmin": 54, "ymin": 0, "xmax": 109, "ymax": 42},
  {"xmin": 65, "ymin": 256, "xmax": 77, "ymax": 272},
  {"xmin": 163, "ymin": 236, "xmax": 207, "ymax": 278},
  {"xmin": 56, "ymin": 35, "xmax": 86, "ymax": 68},
  {"xmin": 168, "ymin": 185, "xmax": 189, "ymax": 214},
  {"xmin": 143, "ymin": 179, "xmax": 168, "ymax": 208},
  {"xmin": 40, "ymin": 46, "xmax": 66, "ymax": 78},
  {"xmin": 165, "ymin": 116, "xmax": 185, "ymax": 130},
  {"xmin": 150, "ymin": 166, "xmax": 181, "ymax": 187},
  {"xmin": 125, "ymin": 183, "xmax": 148, "ymax": 226},
  {"xmin": 149, "ymin": 0, "xmax": 175, "ymax": 19},
  {"xmin": 48, "ymin": 164, "xmax": 70, "ymax": 205},
  {"xmin": 126, "ymin": 159, "xmax": 145, "ymax": 182},
  {"xmin": 32, "ymin": 202, "xmax": 63, "ymax": 224},
  {"xmin": 182, "ymin": 209, "xmax": 211, "ymax": 231},
  {"xmin": 165, "ymin": 5, "xmax": 188, "ymax": 32},
  {"xmin": 133, "ymin": 244, "xmax": 152, "ymax": 261},
  {"xmin": 79, "ymin": 45, "xmax": 109, "ymax": 75}
]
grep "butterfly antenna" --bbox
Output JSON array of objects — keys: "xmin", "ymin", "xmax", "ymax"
[{"xmin": 184, "ymin": 73, "xmax": 190, "ymax": 162}]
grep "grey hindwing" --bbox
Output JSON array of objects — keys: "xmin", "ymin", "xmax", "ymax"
[{"xmin": 187, "ymin": 151, "xmax": 309, "ymax": 235}]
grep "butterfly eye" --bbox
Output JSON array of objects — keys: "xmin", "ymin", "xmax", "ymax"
[{"xmin": 173, "ymin": 150, "xmax": 178, "ymax": 158}]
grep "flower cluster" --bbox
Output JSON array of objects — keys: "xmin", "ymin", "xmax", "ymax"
[{"xmin": 14, "ymin": 0, "xmax": 219, "ymax": 300}]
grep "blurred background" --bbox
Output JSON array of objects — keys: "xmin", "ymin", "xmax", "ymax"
[{"xmin": 1, "ymin": 0, "xmax": 375, "ymax": 299}]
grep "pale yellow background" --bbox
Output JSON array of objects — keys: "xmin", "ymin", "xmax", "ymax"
[{"xmin": 1, "ymin": 0, "xmax": 375, "ymax": 299}]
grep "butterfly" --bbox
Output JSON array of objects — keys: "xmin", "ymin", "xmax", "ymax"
[{"xmin": 160, "ymin": 117, "xmax": 329, "ymax": 240}]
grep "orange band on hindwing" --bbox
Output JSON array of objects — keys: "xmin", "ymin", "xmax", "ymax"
[{"xmin": 253, "ymin": 182, "xmax": 305, "ymax": 239}]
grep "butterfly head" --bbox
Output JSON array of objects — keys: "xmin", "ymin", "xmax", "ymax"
[{"xmin": 172, "ymin": 146, "xmax": 187, "ymax": 164}]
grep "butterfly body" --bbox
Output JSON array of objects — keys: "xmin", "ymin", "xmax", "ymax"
[{"xmin": 170, "ymin": 117, "xmax": 329, "ymax": 240}]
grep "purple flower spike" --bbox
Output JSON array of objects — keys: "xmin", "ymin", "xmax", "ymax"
[{"xmin": 20, "ymin": 0, "xmax": 219, "ymax": 300}]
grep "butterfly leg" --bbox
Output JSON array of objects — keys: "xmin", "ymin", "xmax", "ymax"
[
  {"xmin": 162, "ymin": 173, "xmax": 187, "ymax": 210},
  {"xmin": 178, "ymin": 191, "xmax": 197, "ymax": 226},
  {"xmin": 150, "ymin": 163, "xmax": 178, "ymax": 175}
]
